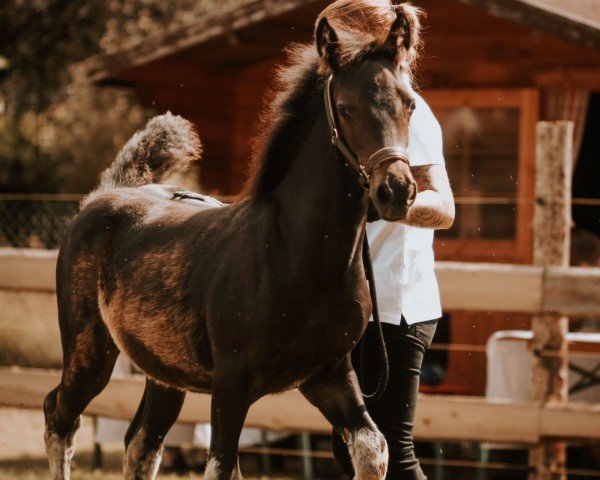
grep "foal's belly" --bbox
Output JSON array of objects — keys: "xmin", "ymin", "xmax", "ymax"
[
  {"xmin": 240, "ymin": 312, "xmax": 367, "ymax": 395},
  {"xmin": 98, "ymin": 290, "xmax": 213, "ymax": 391}
]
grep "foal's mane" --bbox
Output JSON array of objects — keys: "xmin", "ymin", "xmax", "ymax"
[{"xmin": 244, "ymin": 44, "xmax": 324, "ymax": 199}]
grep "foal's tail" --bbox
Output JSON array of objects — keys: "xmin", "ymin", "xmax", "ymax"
[{"xmin": 83, "ymin": 112, "xmax": 201, "ymax": 205}]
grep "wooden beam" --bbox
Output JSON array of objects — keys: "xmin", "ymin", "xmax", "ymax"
[
  {"xmin": 430, "ymin": 263, "xmax": 600, "ymax": 316},
  {"xmin": 544, "ymin": 266, "xmax": 600, "ymax": 317},
  {"xmin": 529, "ymin": 121, "xmax": 573, "ymax": 480},
  {"xmin": 436, "ymin": 261, "xmax": 543, "ymax": 313},
  {"xmin": 532, "ymin": 66, "xmax": 600, "ymax": 90},
  {"xmin": 70, "ymin": 0, "xmax": 325, "ymax": 84},
  {"xmin": 419, "ymin": 60, "xmax": 600, "ymax": 90},
  {"xmin": 0, "ymin": 248, "xmax": 57, "ymax": 292},
  {"xmin": 454, "ymin": 0, "xmax": 600, "ymax": 49},
  {"xmin": 3, "ymin": 367, "xmax": 599, "ymax": 443}
]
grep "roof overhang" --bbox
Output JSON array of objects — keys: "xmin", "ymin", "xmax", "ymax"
[
  {"xmin": 70, "ymin": 0, "xmax": 326, "ymax": 85},
  {"xmin": 71, "ymin": 0, "xmax": 599, "ymax": 85},
  {"xmin": 455, "ymin": 0, "xmax": 599, "ymax": 48}
]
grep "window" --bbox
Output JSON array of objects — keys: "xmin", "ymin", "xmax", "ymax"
[{"xmin": 422, "ymin": 89, "xmax": 539, "ymax": 263}]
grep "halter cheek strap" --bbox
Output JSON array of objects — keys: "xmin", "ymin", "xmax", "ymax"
[{"xmin": 323, "ymin": 75, "xmax": 410, "ymax": 188}]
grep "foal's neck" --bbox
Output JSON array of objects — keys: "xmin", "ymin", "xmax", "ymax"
[{"xmin": 271, "ymin": 111, "xmax": 369, "ymax": 270}]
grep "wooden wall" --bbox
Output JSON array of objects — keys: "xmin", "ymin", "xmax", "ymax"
[
  {"xmin": 420, "ymin": 0, "xmax": 600, "ymax": 89},
  {"xmin": 124, "ymin": 58, "xmax": 282, "ymax": 194},
  {"xmin": 121, "ymin": 0, "xmax": 598, "ymax": 195}
]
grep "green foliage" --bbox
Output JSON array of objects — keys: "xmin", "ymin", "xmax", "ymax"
[
  {"xmin": 0, "ymin": 114, "xmax": 63, "ymax": 193},
  {"xmin": 0, "ymin": 85, "xmax": 151, "ymax": 193},
  {"xmin": 101, "ymin": 0, "xmax": 251, "ymax": 53},
  {"xmin": 0, "ymin": 0, "xmax": 251, "ymax": 194},
  {"xmin": 0, "ymin": 0, "xmax": 253, "ymax": 116},
  {"xmin": 0, "ymin": 1, "xmax": 109, "ymax": 116}
]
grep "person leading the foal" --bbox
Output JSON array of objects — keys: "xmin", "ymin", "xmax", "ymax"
[{"xmin": 318, "ymin": 2, "xmax": 455, "ymax": 479}]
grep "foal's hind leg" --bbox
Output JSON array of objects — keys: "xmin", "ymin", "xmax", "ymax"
[
  {"xmin": 44, "ymin": 319, "xmax": 118, "ymax": 480},
  {"xmin": 205, "ymin": 368, "xmax": 253, "ymax": 480},
  {"xmin": 123, "ymin": 379, "xmax": 185, "ymax": 479},
  {"xmin": 300, "ymin": 357, "xmax": 388, "ymax": 480}
]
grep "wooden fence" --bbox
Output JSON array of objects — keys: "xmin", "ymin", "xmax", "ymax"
[
  {"xmin": 1, "ymin": 247, "xmax": 599, "ymax": 446},
  {"xmin": 2, "ymin": 367, "xmax": 600, "ymax": 444},
  {"xmin": 2, "ymin": 247, "xmax": 598, "ymax": 316}
]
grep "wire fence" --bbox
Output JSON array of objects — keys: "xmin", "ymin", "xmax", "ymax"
[
  {"xmin": 0, "ymin": 194, "xmax": 597, "ymax": 250},
  {"xmin": 0, "ymin": 198, "xmax": 80, "ymax": 249},
  {"xmin": 237, "ymin": 445, "xmax": 600, "ymax": 478},
  {"xmin": 0, "ymin": 193, "xmax": 236, "ymax": 249}
]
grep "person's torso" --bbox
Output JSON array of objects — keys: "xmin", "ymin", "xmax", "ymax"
[{"xmin": 366, "ymin": 220, "xmax": 441, "ymax": 325}]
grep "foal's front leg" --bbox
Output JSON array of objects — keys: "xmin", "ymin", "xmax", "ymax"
[{"xmin": 300, "ymin": 356, "xmax": 388, "ymax": 480}]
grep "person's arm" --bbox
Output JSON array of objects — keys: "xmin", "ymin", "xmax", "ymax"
[{"xmin": 403, "ymin": 163, "xmax": 454, "ymax": 229}]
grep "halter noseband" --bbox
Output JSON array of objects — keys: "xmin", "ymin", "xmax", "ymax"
[{"xmin": 323, "ymin": 75, "xmax": 410, "ymax": 188}]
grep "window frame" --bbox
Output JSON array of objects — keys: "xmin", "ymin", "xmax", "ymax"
[{"xmin": 421, "ymin": 88, "xmax": 539, "ymax": 264}]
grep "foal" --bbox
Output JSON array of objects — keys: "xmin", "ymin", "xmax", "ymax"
[{"xmin": 44, "ymin": 4, "xmax": 421, "ymax": 479}]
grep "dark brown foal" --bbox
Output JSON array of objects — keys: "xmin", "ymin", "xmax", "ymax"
[{"xmin": 44, "ymin": 3, "xmax": 423, "ymax": 479}]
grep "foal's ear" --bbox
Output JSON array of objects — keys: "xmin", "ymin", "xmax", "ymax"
[
  {"xmin": 315, "ymin": 17, "xmax": 340, "ymax": 71},
  {"xmin": 382, "ymin": 3, "xmax": 422, "ymax": 66}
]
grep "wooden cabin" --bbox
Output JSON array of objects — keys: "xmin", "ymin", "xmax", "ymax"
[{"xmin": 73, "ymin": 0, "xmax": 600, "ymax": 394}]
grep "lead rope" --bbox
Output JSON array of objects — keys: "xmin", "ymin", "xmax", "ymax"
[{"xmin": 360, "ymin": 234, "xmax": 389, "ymax": 401}]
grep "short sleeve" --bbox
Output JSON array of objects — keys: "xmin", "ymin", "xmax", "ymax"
[{"xmin": 407, "ymin": 92, "xmax": 445, "ymax": 167}]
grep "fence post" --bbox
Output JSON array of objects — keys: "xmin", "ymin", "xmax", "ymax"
[{"xmin": 529, "ymin": 121, "xmax": 573, "ymax": 480}]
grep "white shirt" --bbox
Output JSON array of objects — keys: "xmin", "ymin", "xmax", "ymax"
[{"xmin": 367, "ymin": 91, "xmax": 445, "ymax": 325}]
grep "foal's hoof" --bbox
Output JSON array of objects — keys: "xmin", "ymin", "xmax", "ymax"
[{"xmin": 348, "ymin": 427, "xmax": 388, "ymax": 480}]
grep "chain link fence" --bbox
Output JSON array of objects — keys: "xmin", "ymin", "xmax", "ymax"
[
  {"xmin": 0, "ymin": 195, "xmax": 81, "ymax": 249},
  {"xmin": 0, "ymin": 192, "xmax": 235, "ymax": 250}
]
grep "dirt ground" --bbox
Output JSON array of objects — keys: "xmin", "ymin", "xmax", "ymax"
[{"xmin": 0, "ymin": 456, "xmax": 208, "ymax": 480}]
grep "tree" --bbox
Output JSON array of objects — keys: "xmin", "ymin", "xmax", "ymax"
[
  {"xmin": 0, "ymin": 0, "xmax": 250, "ymax": 193},
  {"xmin": 0, "ymin": 1, "xmax": 109, "ymax": 116}
]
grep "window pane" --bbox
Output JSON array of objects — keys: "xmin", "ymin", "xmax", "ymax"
[{"xmin": 435, "ymin": 107, "xmax": 520, "ymax": 240}]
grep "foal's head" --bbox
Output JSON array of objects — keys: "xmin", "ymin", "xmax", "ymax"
[{"xmin": 316, "ymin": 1, "xmax": 422, "ymax": 221}]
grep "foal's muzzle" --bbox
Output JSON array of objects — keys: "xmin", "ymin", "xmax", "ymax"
[{"xmin": 369, "ymin": 150, "xmax": 416, "ymax": 221}]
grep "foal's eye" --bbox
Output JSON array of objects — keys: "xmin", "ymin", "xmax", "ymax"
[{"xmin": 336, "ymin": 104, "xmax": 352, "ymax": 119}]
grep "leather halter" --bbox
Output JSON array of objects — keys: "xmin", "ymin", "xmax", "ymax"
[{"xmin": 323, "ymin": 75, "xmax": 410, "ymax": 188}]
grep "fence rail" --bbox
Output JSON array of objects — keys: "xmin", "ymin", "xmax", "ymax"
[
  {"xmin": 0, "ymin": 199, "xmax": 79, "ymax": 249},
  {"xmin": 2, "ymin": 367, "xmax": 599, "ymax": 444},
  {"xmin": 2, "ymin": 248, "xmax": 598, "ymax": 316}
]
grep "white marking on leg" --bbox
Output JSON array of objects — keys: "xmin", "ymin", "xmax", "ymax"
[
  {"xmin": 45, "ymin": 430, "xmax": 75, "ymax": 480},
  {"xmin": 347, "ymin": 426, "xmax": 388, "ymax": 480},
  {"xmin": 204, "ymin": 457, "xmax": 222, "ymax": 479},
  {"xmin": 204, "ymin": 455, "xmax": 244, "ymax": 479},
  {"xmin": 123, "ymin": 427, "xmax": 163, "ymax": 480}
]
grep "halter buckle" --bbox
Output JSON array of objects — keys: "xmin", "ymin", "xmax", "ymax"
[
  {"xmin": 358, "ymin": 165, "xmax": 370, "ymax": 184},
  {"xmin": 331, "ymin": 128, "xmax": 339, "ymax": 145}
]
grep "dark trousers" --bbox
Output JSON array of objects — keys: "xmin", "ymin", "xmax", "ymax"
[{"xmin": 333, "ymin": 318, "xmax": 438, "ymax": 480}]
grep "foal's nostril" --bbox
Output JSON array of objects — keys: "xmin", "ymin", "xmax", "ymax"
[
  {"xmin": 407, "ymin": 182, "xmax": 417, "ymax": 206},
  {"xmin": 376, "ymin": 184, "xmax": 393, "ymax": 205}
]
